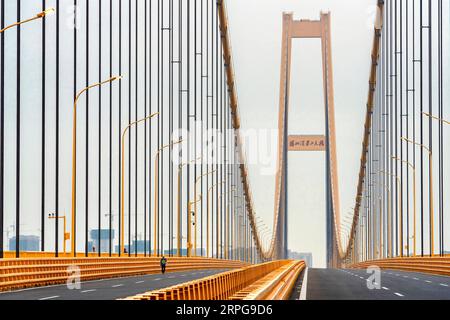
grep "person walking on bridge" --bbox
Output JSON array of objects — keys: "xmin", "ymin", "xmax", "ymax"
[{"xmin": 160, "ymin": 256, "xmax": 167, "ymax": 274}]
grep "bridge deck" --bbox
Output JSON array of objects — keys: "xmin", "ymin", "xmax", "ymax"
[
  {"xmin": 305, "ymin": 268, "xmax": 450, "ymax": 300},
  {"xmin": 0, "ymin": 269, "xmax": 228, "ymax": 300}
]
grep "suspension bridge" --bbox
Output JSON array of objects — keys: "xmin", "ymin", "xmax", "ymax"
[{"xmin": 0, "ymin": 0, "xmax": 449, "ymax": 300}]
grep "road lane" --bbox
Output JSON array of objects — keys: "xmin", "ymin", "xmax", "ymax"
[
  {"xmin": 306, "ymin": 268, "xmax": 450, "ymax": 300},
  {"xmin": 0, "ymin": 269, "xmax": 228, "ymax": 300}
]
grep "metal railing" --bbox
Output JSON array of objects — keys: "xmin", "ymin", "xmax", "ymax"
[
  {"xmin": 122, "ymin": 260, "xmax": 293, "ymax": 300},
  {"xmin": 230, "ymin": 260, "xmax": 305, "ymax": 300},
  {"xmin": 0, "ymin": 257, "xmax": 247, "ymax": 292}
]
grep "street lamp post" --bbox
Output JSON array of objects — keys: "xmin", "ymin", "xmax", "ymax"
[
  {"xmin": 401, "ymin": 136, "xmax": 434, "ymax": 256},
  {"xmin": 48, "ymin": 212, "xmax": 68, "ymax": 254},
  {"xmin": 381, "ymin": 170, "xmax": 402, "ymax": 257},
  {"xmin": 232, "ymin": 204, "xmax": 243, "ymax": 260},
  {"xmin": 206, "ymin": 181, "xmax": 225, "ymax": 258},
  {"xmin": 218, "ymin": 187, "xmax": 236, "ymax": 259},
  {"xmin": 240, "ymin": 220, "xmax": 247, "ymax": 261},
  {"xmin": 341, "ymin": 225, "xmax": 350, "ymax": 245},
  {"xmin": 260, "ymin": 228, "xmax": 271, "ymax": 251},
  {"xmin": 0, "ymin": 8, "xmax": 55, "ymax": 257},
  {"xmin": 119, "ymin": 112, "xmax": 159, "ymax": 255},
  {"xmin": 360, "ymin": 216, "xmax": 365, "ymax": 261},
  {"xmin": 385, "ymin": 185, "xmax": 391, "ymax": 258},
  {"xmin": 0, "ymin": 7, "xmax": 56, "ymax": 259},
  {"xmin": 153, "ymin": 139, "xmax": 183, "ymax": 256},
  {"xmin": 193, "ymin": 170, "xmax": 216, "ymax": 256},
  {"xmin": 0, "ymin": 8, "xmax": 55, "ymax": 34},
  {"xmin": 187, "ymin": 197, "xmax": 202, "ymax": 257},
  {"xmin": 422, "ymin": 113, "xmax": 448, "ymax": 256},
  {"xmin": 176, "ymin": 157, "xmax": 201, "ymax": 257},
  {"xmin": 378, "ymin": 196, "xmax": 382, "ymax": 259},
  {"xmin": 227, "ymin": 195, "xmax": 243, "ymax": 260},
  {"xmin": 238, "ymin": 215, "xmax": 245, "ymax": 261},
  {"xmin": 375, "ymin": 182, "xmax": 391, "ymax": 258},
  {"xmin": 392, "ymin": 156, "xmax": 416, "ymax": 257},
  {"xmin": 227, "ymin": 198, "xmax": 237, "ymax": 260},
  {"xmin": 71, "ymin": 76, "xmax": 122, "ymax": 256},
  {"xmin": 422, "ymin": 112, "xmax": 450, "ymax": 125}
]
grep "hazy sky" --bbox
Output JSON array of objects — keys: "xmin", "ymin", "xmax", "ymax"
[{"xmin": 227, "ymin": 0, "xmax": 450, "ymax": 267}]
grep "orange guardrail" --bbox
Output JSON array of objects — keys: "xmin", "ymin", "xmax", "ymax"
[
  {"xmin": 122, "ymin": 260, "xmax": 293, "ymax": 300},
  {"xmin": 230, "ymin": 260, "xmax": 305, "ymax": 300},
  {"xmin": 349, "ymin": 256, "xmax": 450, "ymax": 276},
  {"xmin": 0, "ymin": 256, "xmax": 248, "ymax": 292}
]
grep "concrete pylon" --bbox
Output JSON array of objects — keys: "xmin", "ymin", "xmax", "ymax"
[{"xmin": 273, "ymin": 12, "xmax": 342, "ymax": 266}]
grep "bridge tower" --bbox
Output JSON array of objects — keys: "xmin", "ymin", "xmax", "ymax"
[{"xmin": 274, "ymin": 12, "xmax": 341, "ymax": 267}]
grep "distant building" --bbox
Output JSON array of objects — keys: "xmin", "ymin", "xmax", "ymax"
[
  {"xmin": 288, "ymin": 250, "xmax": 313, "ymax": 267},
  {"xmin": 90, "ymin": 229, "xmax": 115, "ymax": 253},
  {"xmin": 9, "ymin": 235, "xmax": 40, "ymax": 251},
  {"xmin": 115, "ymin": 240, "xmax": 149, "ymax": 254}
]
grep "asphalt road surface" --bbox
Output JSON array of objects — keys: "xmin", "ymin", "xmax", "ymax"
[
  {"xmin": 0, "ymin": 269, "xmax": 229, "ymax": 300},
  {"xmin": 304, "ymin": 268, "xmax": 450, "ymax": 300}
]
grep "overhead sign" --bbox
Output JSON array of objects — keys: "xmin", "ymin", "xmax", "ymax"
[{"xmin": 288, "ymin": 135, "xmax": 326, "ymax": 151}]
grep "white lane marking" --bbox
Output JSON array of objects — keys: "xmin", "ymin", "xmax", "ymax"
[
  {"xmin": 382, "ymin": 287, "xmax": 389, "ymax": 290},
  {"xmin": 0, "ymin": 276, "xmax": 109, "ymax": 294},
  {"xmin": 395, "ymin": 274, "xmax": 400, "ymax": 276},
  {"xmin": 168, "ymin": 276, "xmax": 175, "ymax": 279},
  {"xmin": 425, "ymin": 280, "xmax": 432, "ymax": 283},
  {"xmin": 359, "ymin": 276, "xmax": 364, "ymax": 279},
  {"xmin": 154, "ymin": 278, "xmax": 161, "ymax": 281},
  {"xmin": 299, "ymin": 267, "xmax": 308, "ymax": 300},
  {"xmin": 135, "ymin": 281, "xmax": 145, "ymax": 284},
  {"xmin": 112, "ymin": 284, "xmax": 123, "ymax": 288},
  {"xmin": 0, "ymin": 270, "xmax": 206, "ymax": 296},
  {"xmin": 39, "ymin": 295, "xmax": 59, "ymax": 300},
  {"xmin": 180, "ymin": 274, "xmax": 186, "ymax": 277},
  {"xmin": 394, "ymin": 292, "xmax": 404, "ymax": 297},
  {"xmin": 413, "ymin": 277, "xmax": 419, "ymax": 280},
  {"xmin": 81, "ymin": 289, "xmax": 96, "ymax": 293},
  {"xmin": 439, "ymin": 283, "xmax": 448, "ymax": 287},
  {"xmin": 403, "ymin": 276, "xmax": 409, "ymax": 278}
]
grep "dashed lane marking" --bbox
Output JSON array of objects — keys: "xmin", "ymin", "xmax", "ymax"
[
  {"xmin": 39, "ymin": 296, "xmax": 59, "ymax": 300},
  {"xmin": 81, "ymin": 289, "xmax": 96, "ymax": 293},
  {"xmin": 299, "ymin": 268, "xmax": 308, "ymax": 301}
]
